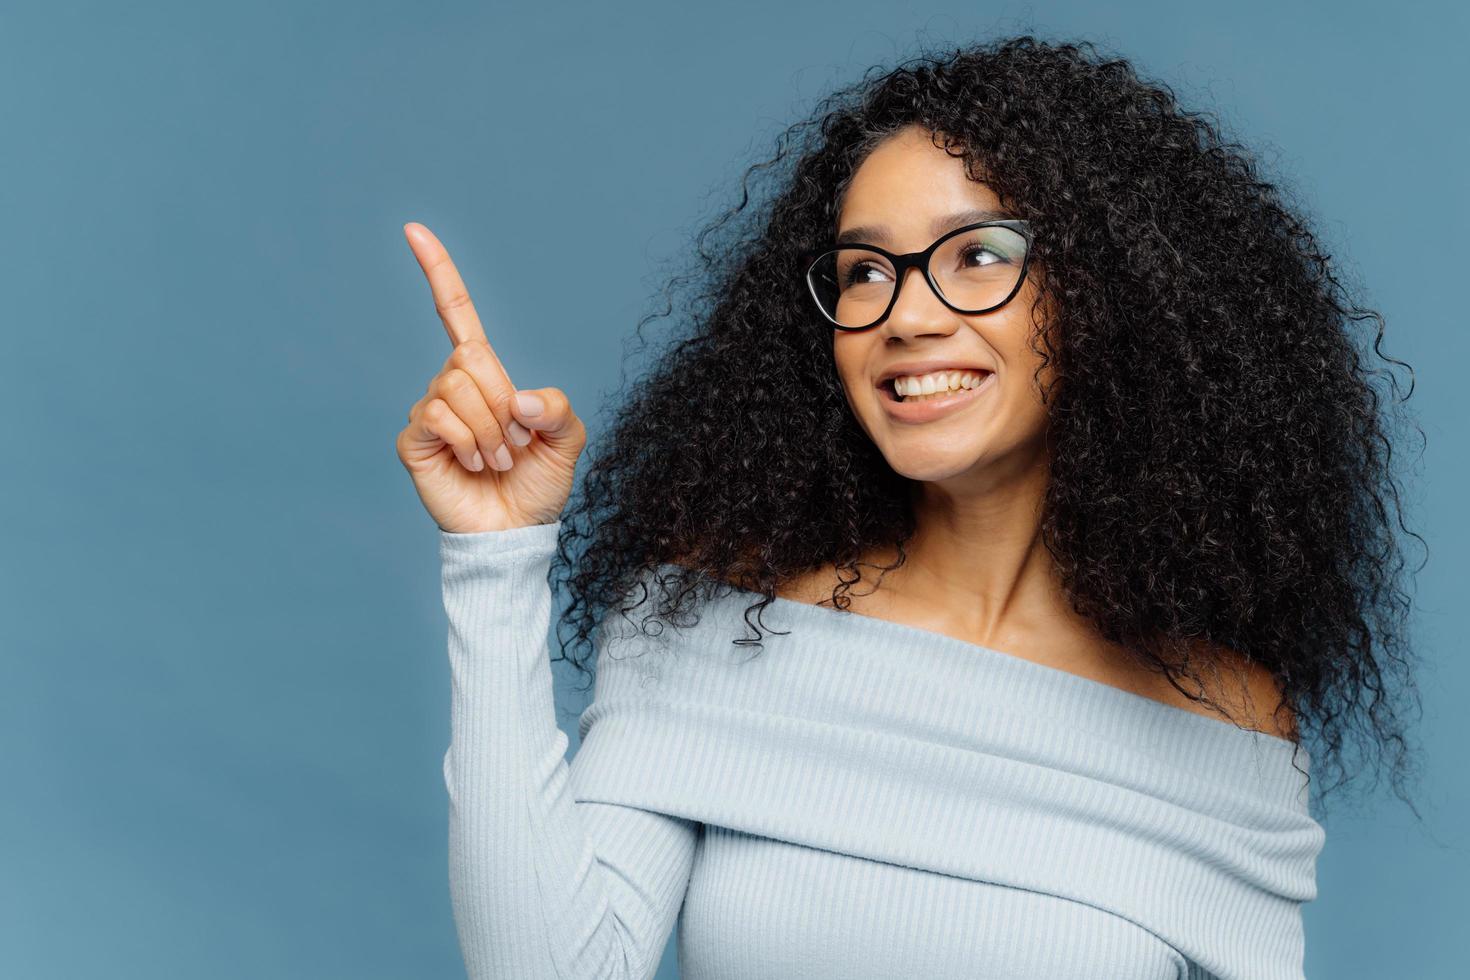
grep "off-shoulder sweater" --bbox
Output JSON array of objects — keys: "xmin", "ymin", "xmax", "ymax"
[{"xmin": 439, "ymin": 518, "xmax": 1325, "ymax": 980}]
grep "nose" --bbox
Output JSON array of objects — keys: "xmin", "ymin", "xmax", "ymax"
[{"xmin": 876, "ymin": 265, "xmax": 961, "ymax": 342}]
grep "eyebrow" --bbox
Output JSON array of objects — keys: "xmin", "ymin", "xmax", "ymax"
[{"xmin": 835, "ymin": 207, "xmax": 1015, "ymax": 247}]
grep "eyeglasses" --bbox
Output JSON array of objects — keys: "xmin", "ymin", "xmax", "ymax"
[{"xmin": 805, "ymin": 219, "xmax": 1035, "ymax": 331}]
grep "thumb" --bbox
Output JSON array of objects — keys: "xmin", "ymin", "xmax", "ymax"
[{"xmin": 511, "ymin": 386, "xmax": 585, "ymax": 452}]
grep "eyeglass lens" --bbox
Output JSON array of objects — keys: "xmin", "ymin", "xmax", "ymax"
[{"xmin": 808, "ymin": 224, "xmax": 1028, "ymax": 328}]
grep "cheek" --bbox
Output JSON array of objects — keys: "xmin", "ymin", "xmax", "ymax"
[
  {"xmin": 996, "ymin": 314, "xmax": 1053, "ymax": 400},
  {"xmin": 838, "ymin": 372, "xmax": 870, "ymax": 427},
  {"xmin": 831, "ymin": 339, "xmax": 871, "ymax": 405}
]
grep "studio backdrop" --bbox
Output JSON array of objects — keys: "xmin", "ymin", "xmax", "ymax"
[{"xmin": 2, "ymin": 1, "xmax": 1464, "ymax": 978}]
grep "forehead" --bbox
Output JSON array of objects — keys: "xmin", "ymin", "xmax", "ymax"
[{"xmin": 837, "ymin": 127, "xmax": 1005, "ymax": 245}]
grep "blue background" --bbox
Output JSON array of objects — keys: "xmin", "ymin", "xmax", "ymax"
[{"xmin": 3, "ymin": 1, "xmax": 1464, "ymax": 976}]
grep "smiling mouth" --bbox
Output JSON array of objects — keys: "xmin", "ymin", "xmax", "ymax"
[{"xmin": 879, "ymin": 373, "xmax": 992, "ymax": 402}]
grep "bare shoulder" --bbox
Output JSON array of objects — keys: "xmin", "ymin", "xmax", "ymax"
[
  {"xmin": 1233, "ymin": 653, "xmax": 1300, "ymax": 742},
  {"xmin": 1181, "ymin": 641, "xmax": 1299, "ymax": 742},
  {"xmin": 775, "ymin": 558, "xmax": 890, "ymax": 611},
  {"xmin": 773, "ymin": 562, "xmax": 838, "ymax": 605}
]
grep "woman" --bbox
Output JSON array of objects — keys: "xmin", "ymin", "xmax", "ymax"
[{"xmin": 396, "ymin": 36, "xmax": 1421, "ymax": 980}]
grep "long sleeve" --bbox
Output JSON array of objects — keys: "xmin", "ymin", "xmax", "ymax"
[{"xmin": 440, "ymin": 519, "xmax": 699, "ymax": 980}]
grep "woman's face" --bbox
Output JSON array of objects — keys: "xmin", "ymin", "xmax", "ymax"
[{"xmin": 830, "ymin": 125, "xmax": 1054, "ymax": 485}]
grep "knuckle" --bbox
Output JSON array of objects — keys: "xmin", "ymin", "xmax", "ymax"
[
  {"xmin": 477, "ymin": 413, "xmax": 505, "ymax": 440},
  {"xmin": 439, "ymin": 367, "xmax": 474, "ymax": 395},
  {"xmin": 553, "ymin": 390, "xmax": 577, "ymax": 421},
  {"xmin": 435, "ymin": 291, "xmax": 473, "ymax": 315},
  {"xmin": 486, "ymin": 389, "xmax": 516, "ymax": 416},
  {"xmin": 449, "ymin": 338, "xmax": 487, "ymax": 364}
]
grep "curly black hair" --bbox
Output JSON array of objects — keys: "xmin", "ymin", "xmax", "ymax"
[{"xmin": 545, "ymin": 34, "xmax": 1426, "ymax": 817}]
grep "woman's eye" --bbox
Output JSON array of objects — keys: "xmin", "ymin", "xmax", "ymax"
[{"xmin": 844, "ymin": 261, "xmax": 888, "ymax": 285}]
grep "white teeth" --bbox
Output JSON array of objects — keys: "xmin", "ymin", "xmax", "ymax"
[{"xmin": 892, "ymin": 370, "xmax": 989, "ymax": 398}]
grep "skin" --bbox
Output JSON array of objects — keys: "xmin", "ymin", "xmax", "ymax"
[{"xmin": 781, "ymin": 124, "xmax": 1293, "ymax": 739}]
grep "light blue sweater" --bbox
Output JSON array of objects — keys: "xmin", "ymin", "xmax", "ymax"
[{"xmin": 440, "ymin": 519, "xmax": 1325, "ymax": 980}]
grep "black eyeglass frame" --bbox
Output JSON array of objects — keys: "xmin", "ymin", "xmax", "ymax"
[{"xmin": 804, "ymin": 218, "xmax": 1036, "ymax": 332}]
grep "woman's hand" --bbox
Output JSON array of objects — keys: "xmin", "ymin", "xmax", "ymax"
[{"xmin": 395, "ymin": 222, "xmax": 586, "ymax": 533}]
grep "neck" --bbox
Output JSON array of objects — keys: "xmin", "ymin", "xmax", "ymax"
[{"xmin": 890, "ymin": 448, "xmax": 1067, "ymax": 649}]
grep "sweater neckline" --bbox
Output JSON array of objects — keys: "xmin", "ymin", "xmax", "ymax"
[
  {"xmin": 778, "ymin": 590, "xmax": 1295, "ymax": 743},
  {"xmin": 657, "ymin": 562, "xmax": 1305, "ymax": 760}
]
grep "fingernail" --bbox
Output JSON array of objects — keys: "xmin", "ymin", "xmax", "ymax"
[
  {"xmin": 494, "ymin": 445, "xmax": 513, "ymax": 470},
  {"xmin": 507, "ymin": 420, "xmax": 532, "ymax": 446},
  {"xmin": 514, "ymin": 392, "xmax": 544, "ymax": 417},
  {"xmin": 470, "ymin": 451, "xmax": 484, "ymax": 471}
]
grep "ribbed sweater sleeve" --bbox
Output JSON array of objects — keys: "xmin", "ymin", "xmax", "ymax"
[{"xmin": 439, "ymin": 519, "xmax": 698, "ymax": 980}]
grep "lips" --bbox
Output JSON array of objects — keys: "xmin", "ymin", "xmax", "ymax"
[{"xmin": 878, "ymin": 370, "xmax": 998, "ymax": 421}]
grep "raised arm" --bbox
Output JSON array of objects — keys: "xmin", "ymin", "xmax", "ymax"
[
  {"xmin": 441, "ymin": 518, "xmax": 698, "ymax": 979},
  {"xmin": 394, "ymin": 222, "xmax": 697, "ymax": 977}
]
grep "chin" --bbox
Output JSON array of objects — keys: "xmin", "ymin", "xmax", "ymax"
[{"xmin": 881, "ymin": 449, "xmax": 985, "ymax": 483}]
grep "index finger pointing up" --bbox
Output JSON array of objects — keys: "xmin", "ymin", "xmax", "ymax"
[{"xmin": 403, "ymin": 222, "xmax": 489, "ymax": 347}]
